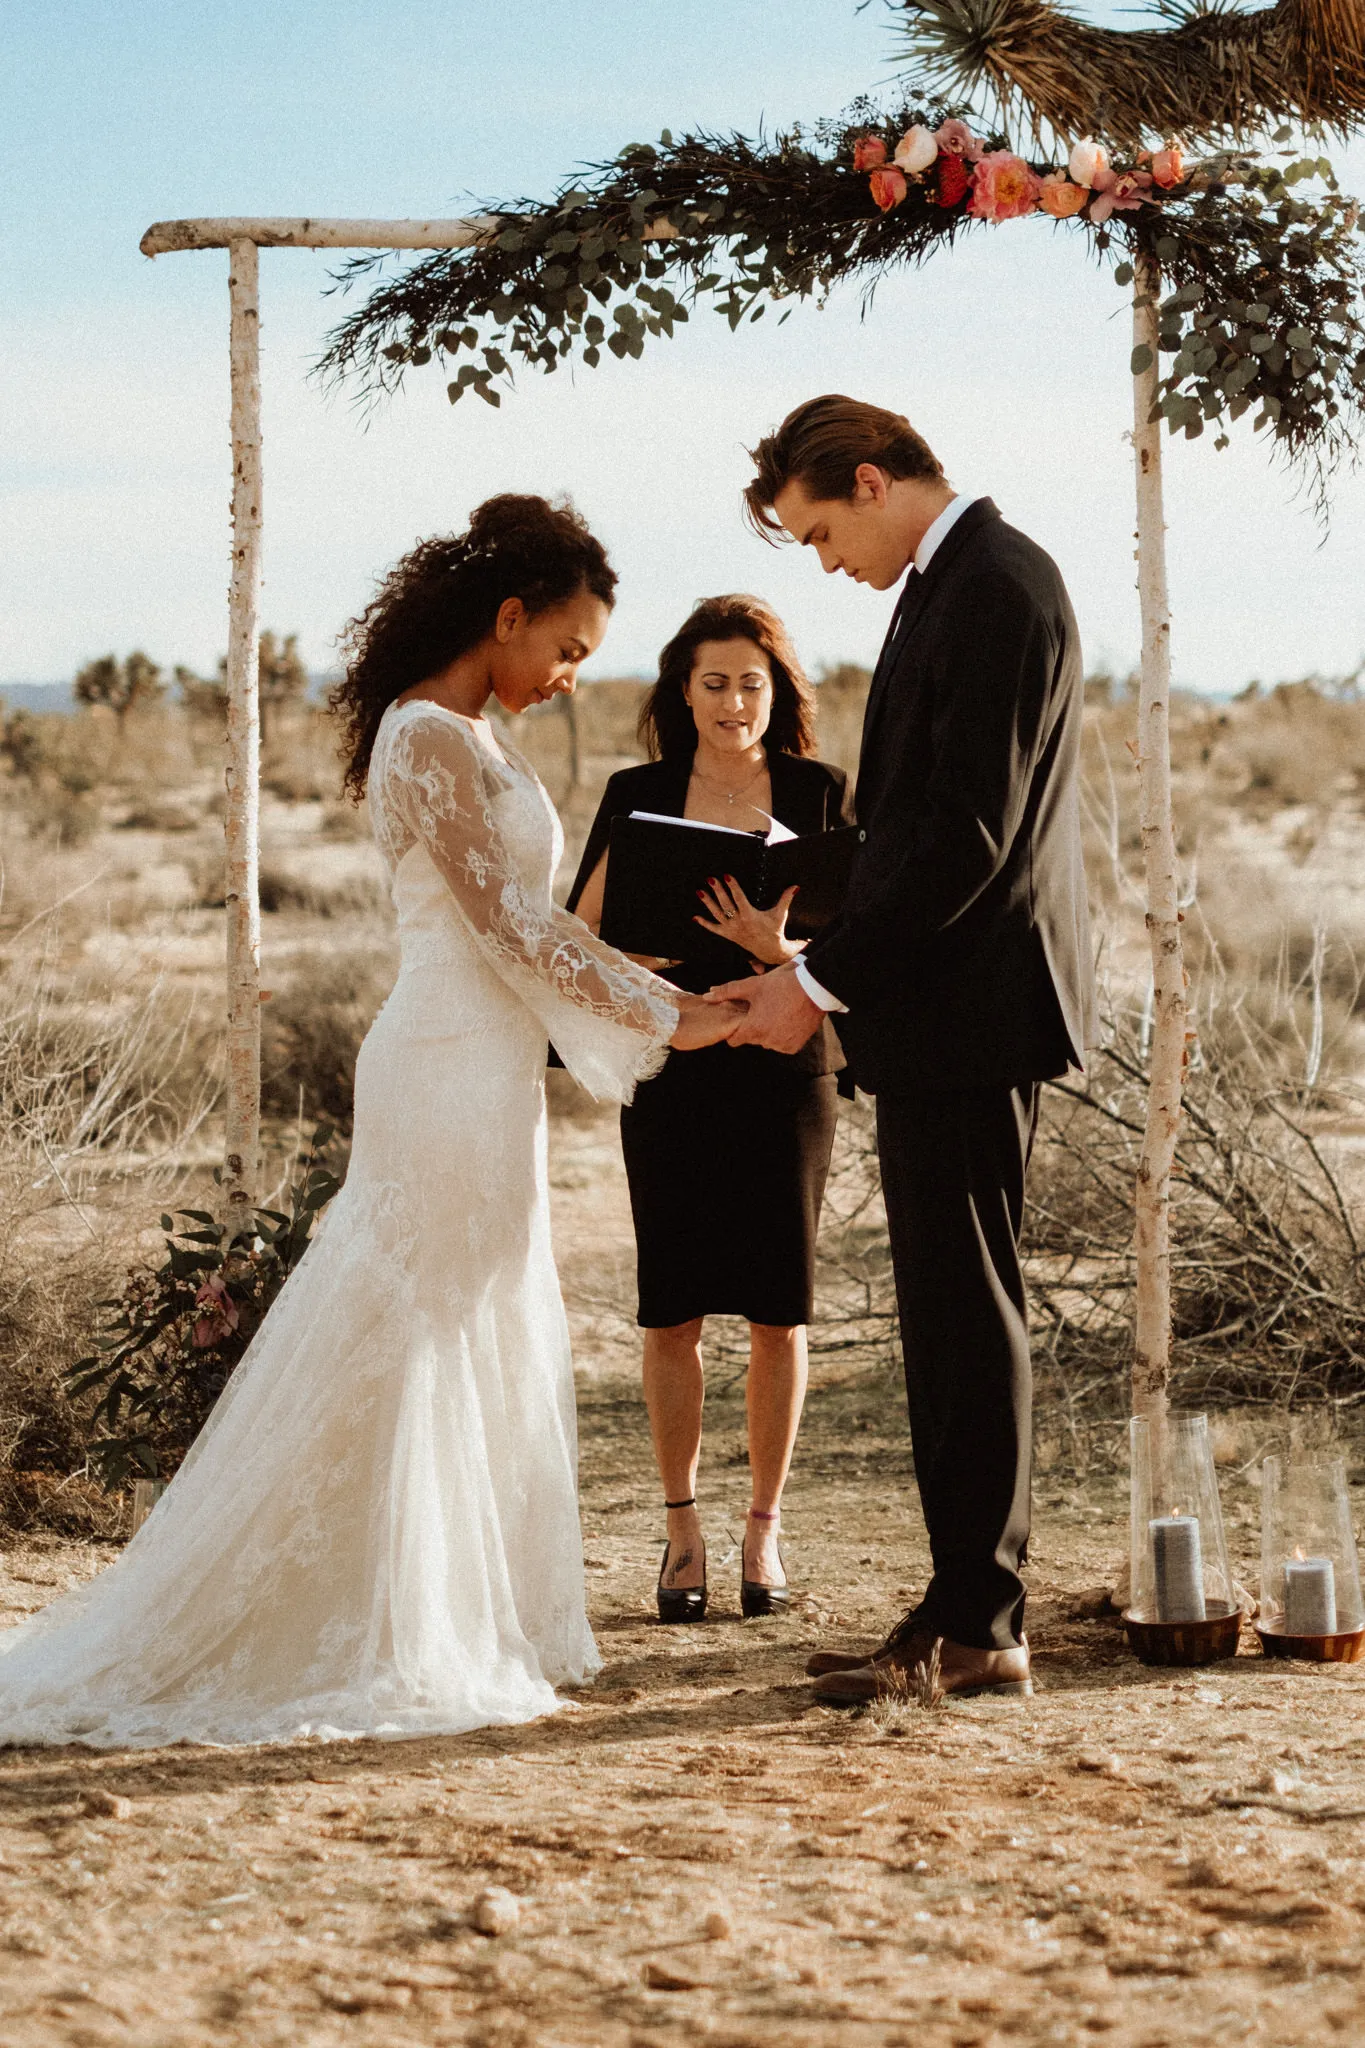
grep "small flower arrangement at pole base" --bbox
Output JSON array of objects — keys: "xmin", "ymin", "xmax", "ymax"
[
  {"xmin": 1257, "ymin": 1455, "xmax": 1365, "ymax": 1663},
  {"xmin": 1124, "ymin": 1413, "xmax": 1241, "ymax": 1666}
]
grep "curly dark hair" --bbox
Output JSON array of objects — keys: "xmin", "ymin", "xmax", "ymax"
[
  {"xmin": 331, "ymin": 493, "xmax": 617, "ymax": 799},
  {"xmin": 638, "ymin": 593, "xmax": 817, "ymax": 763}
]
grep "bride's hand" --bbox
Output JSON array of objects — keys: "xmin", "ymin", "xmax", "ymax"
[
  {"xmin": 694, "ymin": 875, "xmax": 803, "ymax": 966},
  {"xmin": 669, "ymin": 993, "xmax": 747, "ymax": 1050}
]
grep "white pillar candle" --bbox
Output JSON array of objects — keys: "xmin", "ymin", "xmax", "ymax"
[
  {"xmin": 1151, "ymin": 1515, "xmax": 1206, "ymax": 1622},
  {"xmin": 1284, "ymin": 1556, "xmax": 1337, "ymax": 1636}
]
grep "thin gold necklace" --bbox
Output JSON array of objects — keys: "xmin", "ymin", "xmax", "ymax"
[{"xmin": 689, "ymin": 756, "xmax": 768, "ymax": 806}]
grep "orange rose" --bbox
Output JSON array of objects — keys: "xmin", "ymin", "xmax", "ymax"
[
  {"xmin": 1150, "ymin": 144, "xmax": 1185, "ymax": 189},
  {"xmin": 869, "ymin": 166, "xmax": 909, "ymax": 212},
  {"xmin": 853, "ymin": 136, "xmax": 888, "ymax": 172},
  {"xmin": 1038, "ymin": 172, "xmax": 1087, "ymax": 218}
]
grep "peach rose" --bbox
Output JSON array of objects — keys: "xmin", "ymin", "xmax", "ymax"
[
  {"xmin": 853, "ymin": 135, "xmax": 888, "ymax": 172},
  {"xmin": 869, "ymin": 166, "xmax": 909, "ymax": 212},
  {"xmin": 894, "ymin": 123, "xmax": 939, "ymax": 174},
  {"xmin": 1038, "ymin": 172, "xmax": 1087, "ymax": 218},
  {"xmin": 191, "ymin": 1272, "xmax": 240, "ymax": 1350},
  {"xmin": 1149, "ymin": 143, "xmax": 1185, "ymax": 189},
  {"xmin": 1088, "ymin": 165, "xmax": 1153, "ymax": 223},
  {"xmin": 1067, "ymin": 137, "xmax": 1110, "ymax": 189},
  {"xmin": 969, "ymin": 150, "xmax": 1043, "ymax": 223},
  {"xmin": 935, "ymin": 118, "xmax": 983, "ymax": 162}
]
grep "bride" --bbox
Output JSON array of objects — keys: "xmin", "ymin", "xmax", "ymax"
[{"xmin": 0, "ymin": 493, "xmax": 740, "ymax": 1748}]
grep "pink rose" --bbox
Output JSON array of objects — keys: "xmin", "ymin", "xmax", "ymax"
[
  {"xmin": 894, "ymin": 123, "xmax": 939, "ymax": 174},
  {"xmin": 1038, "ymin": 172, "xmax": 1087, "ymax": 219},
  {"xmin": 852, "ymin": 135, "xmax": 888, "ymax": 172},
  {"xmin": 869, "ymin": 166, "xmax": 909, "ymax": 212},
  {"xmin": 1088, "ymin": 165, "xmax": 1153, "ymax": 223},
  {"xmin": 191, "ymin": 1272, "xmax": 240, "ymax": 1350},
  {"xmin": 969, "ymin": 150, "xmax": 1043, "ymax": 223},
  {"xmin": 935, "ymin": 118, "xmax": 983, "ymax": 162},
  {"xmin": 1148, "ymin": 144, "xmax": 1185, "ymax": 189},
  {"xmin": 1067, "ymin": 137, "xmax": 1110, "ymax": 189}
]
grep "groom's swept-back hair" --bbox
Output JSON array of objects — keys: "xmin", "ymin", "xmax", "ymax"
[{"xmin": 744, "ymin": 396, "xmax": 944, "ymax": 540}]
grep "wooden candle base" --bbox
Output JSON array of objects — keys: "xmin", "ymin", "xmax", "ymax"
[
  {"xmin": 1255, "ymin": 1624, "xmax": 1365, "ymax": 1664},
  {"xmin": 1123, "ymin": 1602, "xmax": 1241, "ymax": 1667}
]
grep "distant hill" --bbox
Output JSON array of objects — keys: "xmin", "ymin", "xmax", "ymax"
[{"xmin": 0, "ymin": 683, "xmax": 74, "ymax": 715}]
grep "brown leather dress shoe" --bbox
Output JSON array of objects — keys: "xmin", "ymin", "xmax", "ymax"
[
  {"xmin": 804, "ymin": 1607, "xmax": 926, "ymax": 1679},
  {"xmin": 812, "ymin": 1630, "xmax": 1032, "ymax": 1704}
]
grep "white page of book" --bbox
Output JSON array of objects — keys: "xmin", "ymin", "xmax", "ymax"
[{"xmin": 627, "ymin": 809, "xmax": 796, "ymax": 845}]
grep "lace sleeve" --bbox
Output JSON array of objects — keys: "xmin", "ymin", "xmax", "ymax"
[{"xmin": 385, "ymin": 710, "xmax": 678, "ymax": 1101}]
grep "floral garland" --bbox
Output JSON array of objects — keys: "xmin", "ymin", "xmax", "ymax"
[
  {"xmin": 318, "ymin": 99, "xmax": 1365, "ymax": 495},
  {"xmin": 851, "ymin": 116, "xmax": 1186, "ymax": 226}
]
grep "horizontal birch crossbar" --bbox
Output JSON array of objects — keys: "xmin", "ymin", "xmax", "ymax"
[{"xmin": 140, "ymin": 216, "xmax": 500, "ymax": 256}]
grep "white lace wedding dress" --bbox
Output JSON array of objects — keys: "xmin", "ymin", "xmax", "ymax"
[{"xmin": 0, "ymin": 701, "xmax": 677, "ymax": 1748}]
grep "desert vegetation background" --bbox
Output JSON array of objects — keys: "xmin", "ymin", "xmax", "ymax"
[
  {"xmin": 5, "ymin": 652, "xmax": 1365, "ymax": 1531},
  {"xmin": 4, "ymin": 656, "xmax": 1365, "ymax": 2046}
]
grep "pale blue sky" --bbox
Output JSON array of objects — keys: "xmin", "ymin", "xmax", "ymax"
[{"xmin": 4, "ymin": 0, "xmax": 1364, "ymax": 691}]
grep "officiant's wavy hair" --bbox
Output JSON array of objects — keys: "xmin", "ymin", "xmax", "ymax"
[
  {"xmin": 640, "ymin": 595, "xmax": 817, "ymax": 762},
  {"xmin": 332, "ymin": 493, "xmax": 617, "ymax": 799},
  {"xmin": 744, "ymin": 395, "xmax": 944, "ymax": 539}
]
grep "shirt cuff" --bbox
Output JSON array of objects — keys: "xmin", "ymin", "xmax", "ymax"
[{"xmin": 794, "ymin": 959, "xmax": 848, "ymax": 1015}]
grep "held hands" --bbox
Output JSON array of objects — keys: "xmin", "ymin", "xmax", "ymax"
[
  {"xmin": 703, "ymin": 963, "xmax": 823, "ymax": 1054},
  {"xmin": 694, "ymin": 875, "xmax": 803, "ymax": 966},
  {"xmin": 669, "ymin": 992, "xmax": 749, "ymax": 1051}
]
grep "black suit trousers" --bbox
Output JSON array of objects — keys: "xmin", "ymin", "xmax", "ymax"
[{"xmin": 875, "ymin": 1081, "xmax": 1039, "ymax": 1650}]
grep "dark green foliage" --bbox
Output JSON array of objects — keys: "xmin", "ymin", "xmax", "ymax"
[
  {"xmin": 319, "ymin": 103, "xmax": 1364, "ymax": 498},
  {"xmin": 67, "ymin": 1129, "xmax": 342, "ymax": 1488}
]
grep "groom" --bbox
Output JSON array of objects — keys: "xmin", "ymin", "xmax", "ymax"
[{"xmin": 709, "ymin": 395, "xmax": 1097, "ymax": 1700}]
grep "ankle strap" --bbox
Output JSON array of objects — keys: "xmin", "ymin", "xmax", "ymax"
[
  {"xmin": 748, "ymin": 1507, "xmax": 780, "ymax": 1522},
  {"xmin": 664, "ymin": 1496, "xmax": 696, "ymax": 1510}
]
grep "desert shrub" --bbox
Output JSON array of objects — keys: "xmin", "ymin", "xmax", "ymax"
[
  {"xmin": 1030, "ymin": 1003, "xmax": 1365, "ymax": 1414},
  {"xmin": 260, "ymin": 950, "xmax": 396, "ymax": 1124},
  {"xmin": 195, "ymin": 856, "xmax": 385, "ymax": 920},
  {"xmin": 67, "ymin": 1129, "xmax": 341, "ymax": 1485},
  {"xmin": 0, "ymin": 941, "xmax": 219, "ymax": 1532},
  {"xmin": 119, "ymin": 801, "xmax": 198, "ymax": 833}
]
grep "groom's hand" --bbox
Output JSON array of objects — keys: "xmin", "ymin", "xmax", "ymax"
[{"xmin": 705, "ymin": 964, "xmax": 823, "ymax": 1054}]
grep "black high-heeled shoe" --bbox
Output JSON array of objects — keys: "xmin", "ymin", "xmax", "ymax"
[
  {"xmin": 741, "ymin": 1508, "xmax": 791, "ymax": 1619},
  {"xmin": 657, "ymin": 1497, "xmax": 707, "ymax": 1625}
]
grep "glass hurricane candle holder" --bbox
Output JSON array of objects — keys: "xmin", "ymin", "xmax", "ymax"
[
  {"xmin": 1125, "ymin": 1413, "xmax": 1240, "ymax": 1666},
  {"xmin": 1257, "ymin": 1455, "xmax": 1365, "ymax": 1663}
]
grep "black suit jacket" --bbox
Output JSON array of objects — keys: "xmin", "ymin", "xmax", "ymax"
[
  {"xmin": 566, "ymin": 750, "xmax": 853, "ymax": 1079},
  {"xmin": 804, "ymin": 498, "xmax": 1098, "ymax": 1093}
]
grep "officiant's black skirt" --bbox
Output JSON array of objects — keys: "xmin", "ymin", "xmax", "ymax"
[{"xmin": 619, "ymin": 1044, "xmax": 839, "ymax": 1328}]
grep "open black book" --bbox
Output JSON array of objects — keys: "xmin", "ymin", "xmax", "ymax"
[{"xmin": 599, "ymin": 813, "xmax": 860, "ymax": 960}]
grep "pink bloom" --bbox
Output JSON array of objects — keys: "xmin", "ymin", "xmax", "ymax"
[
  {"xmin": 191, "ymin": 1272, "xmax": 240, "ymax": 1349},
  {"xmin": 1067, "ymin": 137, "xmax": 1110, "ymax": 189},
  {"xmin": 1088, "ymin": 165, "xmax": 1154, "ymax": 223},
  {"xmin": 1038, "ymin": 172, "xmax": 1087, "ymax": 219},
  {"xmin": 852, "ymin": 135, "xmax": 888, "ymax": 172},
  {"xmin": 1148, "ymin": 143, "xmax": 1185, "ymax": 189},
  {"xmin": 894, "ymin": 123, "xmax": 939, "ymax": 174},
  {"xmin": 935, "ymin": 118, "xmax": 983, "ymax": 162},
  {"xmin": 969, "ymin": 150, "xmax": 1043, "ymax": 223},
  {"xmin": 869, "ymin": 166, "xmax": 909, "ymax": 212}
]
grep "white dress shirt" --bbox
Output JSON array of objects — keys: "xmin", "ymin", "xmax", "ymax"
[{"xmin": 794, "ymin": 493, "xmax": 982, "ymax": 1016}]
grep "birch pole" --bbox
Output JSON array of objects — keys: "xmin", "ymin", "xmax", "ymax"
[
  {"xmin": 139, "ymin": 218, "xmax": 498, "ymax": 1220},
  {"xmin": 1130, "ymin": 250, "xmax": 1189, "ymax": 1423},
  {"xmin": 223, "ymin": 237, "xmax": 263, "ymax": 1219}
]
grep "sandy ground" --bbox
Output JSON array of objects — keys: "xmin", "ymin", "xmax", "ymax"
[{"xmin": 2, "ymin": 1105, "xmax": 1365, "ymax": 2048}]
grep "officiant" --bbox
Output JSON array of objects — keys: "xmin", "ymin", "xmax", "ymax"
[{"xmin": 567, "ymin": 595, "xmax": 853, "ymax": 1625}]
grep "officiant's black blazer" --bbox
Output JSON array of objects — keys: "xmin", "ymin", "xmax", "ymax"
[
  {"xmin": 803, "ymin": 497, "xmax": 1098, "ymax": 1093},
  {"xmin": 566, "ymin": 749, "xmax": 852, "ymax": 1078}
]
